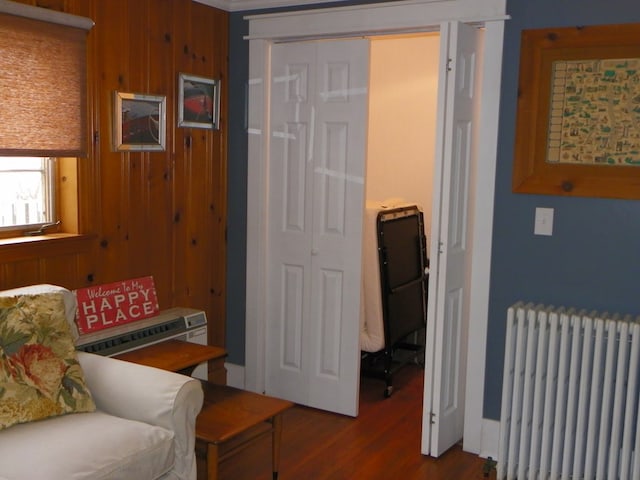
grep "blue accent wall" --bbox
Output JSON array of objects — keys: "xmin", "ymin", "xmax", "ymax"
[
  {"xmin": 227, "ymin": 0, "xmax": 640, "ymax": 421},
  {"xmin": 485, "ymin": 0, "xmax": 640, "ymax": 420},
  {"xmin": 225, "ymin": 12, "xmax": 251, "ymax": 365}
]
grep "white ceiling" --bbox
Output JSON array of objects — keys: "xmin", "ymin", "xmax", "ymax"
[{"xmin": 194, "ymin": 0, "xmax": 345, "ymax": 12}]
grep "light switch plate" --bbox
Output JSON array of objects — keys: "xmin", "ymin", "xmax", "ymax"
[{"xmin": 534, "ymin": 207, "xmax": 554, "ymax": 236}]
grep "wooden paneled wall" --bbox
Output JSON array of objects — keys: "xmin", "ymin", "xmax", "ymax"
[{"xmin": 0, "ymin": 0, "xmax": 229, "ymax": 351}]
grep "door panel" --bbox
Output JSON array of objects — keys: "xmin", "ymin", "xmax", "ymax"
[
  {"xmin": 422, "ymin": 21, "xmax": 482, "ymax": 457},
  {"xmin": 268, "ymin": 42, "xmax": 315, "ymax": 403},
  {"xmin": 281, "ymin": 265, "xmax": 303, "ymax": 370},
  {"xmin": 268, "ymin": 38, "xmax": 369, "ymax": 416}
]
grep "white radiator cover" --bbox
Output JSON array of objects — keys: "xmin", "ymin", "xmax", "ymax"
[{"xmin": 498, "ymin": 303, "xmax": 640, "ymax": 480}]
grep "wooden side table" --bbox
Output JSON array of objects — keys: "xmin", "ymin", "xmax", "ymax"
[
  {"xmin": 195, "ymin": 382, "xmax": 294, "ymax": 480},
  {"xmin": 115, "ymin": 339, "xmax": 293, "ymax": 479},
  {"xmin": 114, "ymin": 339, "xmax": 227, "ymax": 377}
]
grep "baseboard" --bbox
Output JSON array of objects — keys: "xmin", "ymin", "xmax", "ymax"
[
  {"xmin": 479, "ymin": 419, "xmax": 500, "ymax": 460},
  {"xmin": 224, "ymin": 362, "xmax": 245, "ymax": 389}
]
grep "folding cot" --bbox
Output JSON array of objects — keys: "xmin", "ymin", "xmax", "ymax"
[{"xmin": 360, "ymin": 202, "xmax": 429, "ymax": 397}]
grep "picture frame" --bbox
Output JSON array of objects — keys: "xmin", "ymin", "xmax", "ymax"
[
  {"xmin": 113, "ymin": 91, "xmax": 166, "ymax": 152},
  {"xmin": 178, "ymin": 73, "xmax": 220, "ymax": 129},
  {"xmin": 512, "ymin": 23, "xmax": 640, "ymax": 199}
]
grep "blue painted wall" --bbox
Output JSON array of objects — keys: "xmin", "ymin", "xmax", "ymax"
[
  {"xmin": 225, "ymin": 11, "xmax": 250, "ymax": 365},
  {"xmin": 227, "ymin": 0, "xmax": 640, "ymax": 420},
  {"xmin": 484, "ymin": 0, "xmax": 640, "ymax": 420}
]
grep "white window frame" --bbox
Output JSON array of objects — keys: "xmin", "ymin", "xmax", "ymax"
[{"xmin": 0, "ymin": 157, "xmax": 57, "ymax": 234}]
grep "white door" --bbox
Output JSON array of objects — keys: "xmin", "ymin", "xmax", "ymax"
[
  {"xmin": 422, "ymin": 21, "xmax": 483, "ymax": 456},
  {"xmin": 266, "ymin": 38, "xmax": 370, "ymax": 416}
]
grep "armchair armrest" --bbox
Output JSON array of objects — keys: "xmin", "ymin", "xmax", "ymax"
[{"xmin": 77, "ymin": 352, "xmax": 204, "ymax": 480}]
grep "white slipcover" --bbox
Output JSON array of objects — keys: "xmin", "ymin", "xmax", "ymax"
[{"xmin": 0, "ymin": 285, "xmax": 204, "ymax": 480}]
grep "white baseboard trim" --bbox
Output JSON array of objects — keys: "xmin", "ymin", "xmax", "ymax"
[
  {"xmin": 225, "ymin": 362, "xmax": 246, "ymax": 389},
  {"xmin": 479, "ymin": 419, "xmax": 500, "ymax": 460}
]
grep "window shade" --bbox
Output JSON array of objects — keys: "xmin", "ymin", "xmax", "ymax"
[{"xmin": 0, "ymin": 3, "xmax": 93, "ymax": 157}]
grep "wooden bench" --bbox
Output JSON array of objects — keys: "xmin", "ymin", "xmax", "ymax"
[{"xmin": 195, "ymin": 381, "xmax": 294, "ymax": 480}]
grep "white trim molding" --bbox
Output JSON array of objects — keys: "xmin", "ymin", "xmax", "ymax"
[
  {"xmin": 224, "ymin": 362, "xmax": 246, "ymax": 389},
  {"xmin": 195, "ymin": 0, "xmax": 345, "ymax": 12},
  {"xmin": 0, "ymin": 0, "xmax": 94, "ymax": 29},
  {"xmin": 479, "ymin": 419, "xmax": 500, "ymax": 461},
  {"xmin": 245, "ymin": 0, "xmax": 507, "ymax": 39},
  {"xmin": 463, "ymin": 17, "xmax": 504, "ymax": 455},
  {"xmin": 197, "ymin": 0, "xmax": 508, "ymax": 14}
]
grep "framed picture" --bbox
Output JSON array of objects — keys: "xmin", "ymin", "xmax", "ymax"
[
  {"xmin": 113, "ymin": 91, "xmax": 166, "ymax": 152},
  {"xmin": 178, "ymin": 73, "xmax": 220, "ymax": 129},
  {"xmin": 512, "ymin": 23, "xmax": 640, "ymax": 199}
]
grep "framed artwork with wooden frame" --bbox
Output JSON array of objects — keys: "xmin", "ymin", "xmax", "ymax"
[
  {"xmin": 512, "ymin": 23, "xmax": 640, "ymax": 199},
  {"xmin": 112, "ymin": 91, "xmax": 166, "ymax": 152}
]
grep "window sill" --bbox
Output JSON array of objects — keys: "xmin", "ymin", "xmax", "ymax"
[{"xmin": 0, "ymin": 233, "xmax": 96, "ymax": 263}]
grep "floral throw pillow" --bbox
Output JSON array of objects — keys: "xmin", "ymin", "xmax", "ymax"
[{"xmin": 0, "ymin": 292, "xmax": 95, "ymax": 430}]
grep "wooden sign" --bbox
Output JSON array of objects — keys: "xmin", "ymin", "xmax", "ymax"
[{"xmin": 75, "ymin": 276, "xmax": 160, "ymax": 335}]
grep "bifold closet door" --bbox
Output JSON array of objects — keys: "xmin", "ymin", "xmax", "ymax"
[
  {"xmin": 422, "ymin": 21, "xmax": 483, "ymax": 457},
  {"xmin": 266, "ymin": 38, "xmax": 369, "ymax": 417}
]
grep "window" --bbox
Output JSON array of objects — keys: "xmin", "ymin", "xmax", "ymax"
[
  {"xmin": 0, "ymin": 3, "xmax": 91, "ymax": 241},
  {"xmin": 0, "ymin": 157, "xmax": 56, "ymax": 232}
]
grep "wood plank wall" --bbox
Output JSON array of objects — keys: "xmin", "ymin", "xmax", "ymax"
[{"xmin": 0, "ymin": 0, "xmax": 229, "ymax": 356}]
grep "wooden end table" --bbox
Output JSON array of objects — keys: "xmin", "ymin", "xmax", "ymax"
[
  {"xmin": 115, "ymin": 339, "xmax": 294, "ymax": 480},
  {"xmin": 195, "ymin": 382, "xmax": 294, "ymax": 480},
  {"xmin": 114, "ymin": 339, "xmax": 227, "ymax": 376}
]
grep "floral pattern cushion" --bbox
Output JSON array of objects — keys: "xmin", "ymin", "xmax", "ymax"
[{"xmin": 0, "ymin": 292, "xmax": 95, "ymax": 430}]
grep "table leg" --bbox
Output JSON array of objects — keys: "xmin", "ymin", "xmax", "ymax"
[
  {"xmin": 272, "ymin": 414, "xmax": 283, "ymax": 480},
  {"xmin": 207, "ymin": 443, "xmax": 219, "ymax": 480}
]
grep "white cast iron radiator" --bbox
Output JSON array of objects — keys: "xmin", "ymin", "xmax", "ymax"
[{"xmin": 498, "ymin": 302, "xmax": 640, "ymax": 480}]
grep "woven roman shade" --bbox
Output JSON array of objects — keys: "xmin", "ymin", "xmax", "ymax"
[{"xmin": 0, "ymin": 1, "xmax": 93, "ymax": 157}]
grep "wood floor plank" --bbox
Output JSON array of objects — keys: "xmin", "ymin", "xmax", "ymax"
[{"xmin": 216, "ymin": 364, "xmax": 490, "ymax": 479}]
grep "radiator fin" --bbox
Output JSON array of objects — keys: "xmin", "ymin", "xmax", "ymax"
[{"xmin": 498, "ymin": 303, "xmax": 640, "ymax": 480}]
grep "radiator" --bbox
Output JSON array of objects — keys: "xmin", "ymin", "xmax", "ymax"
[{"xmin": 498, "ymin": 303, "xmax": 640, "ymax": 480}]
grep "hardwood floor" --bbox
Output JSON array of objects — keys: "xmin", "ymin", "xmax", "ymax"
[{"xmin": 217, "ymin": 364, "xmax": 492, "ymax": 479}]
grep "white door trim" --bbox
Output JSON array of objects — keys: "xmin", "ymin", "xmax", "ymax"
[
  {"xmin": 463, "ymin": 19, "xmax": 504, "ymax": 455},
  {"xmin": 244, "ymin": 0, "xmax": 508, "ymax": 40},
  {"xmin": 245, "ymin": 0, "xmax": 506, "ymax": 456}
]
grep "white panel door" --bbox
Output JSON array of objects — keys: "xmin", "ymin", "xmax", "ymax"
[
  {"xmin": 422, "ymin": 21, "xmax": 483, "ymax": 456},
  {"xmin": 267, "ymin": 38, "xmax": 369, "ymax": 416}
]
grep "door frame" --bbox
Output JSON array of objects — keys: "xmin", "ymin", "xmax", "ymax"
[{"xmin": 244, "ymin": 0, "xmax": 507, "ymax": 456}]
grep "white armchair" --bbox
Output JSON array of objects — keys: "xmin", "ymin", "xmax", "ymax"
[{"xmin": 0, "ymin": 285, "xmax": 204, "ymax": 480}]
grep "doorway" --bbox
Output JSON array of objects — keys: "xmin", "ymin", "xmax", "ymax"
[
  {"xmin": 244, "ymin": 0, "xmax": 506, "ymax": 458},
  {"xmin": 365, "ymin": 32, "xmax": 440, "ymax": 245},
  {"xmin": 263, "ymin": 31, "xmax": 439, "ymax": 417},
  {"xmin": 366, "ymin": 32, "xmax": 439, "ymax": 245},
  {"xmin": 360, "ymin": 31, "xmax": 438, "ymax": 396}
]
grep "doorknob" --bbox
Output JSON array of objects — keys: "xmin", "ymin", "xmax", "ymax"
[{"xmin": 311, "ymin": 248, "xmax": 319, "ymax": 255}]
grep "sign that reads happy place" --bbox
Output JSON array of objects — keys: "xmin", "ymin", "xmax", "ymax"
[{"xmin": 75, "ymin": 276, "xmax": 160, "ymax": 335}]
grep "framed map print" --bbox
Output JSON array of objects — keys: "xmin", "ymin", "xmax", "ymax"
[{"xmin": 512, "ymin": 23, "xmax": 640, "ymax": 199}]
